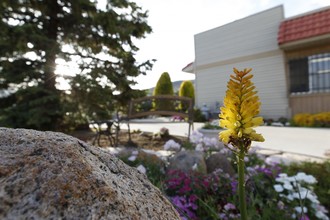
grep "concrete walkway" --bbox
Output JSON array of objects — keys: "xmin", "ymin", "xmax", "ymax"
[{"xmin": 121, "ymin": 120, "xmax": 330, "ymax": 160}]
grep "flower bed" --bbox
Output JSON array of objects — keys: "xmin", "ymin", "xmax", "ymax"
[
  {"xmin": 115, "ymin": 68, "xmax": 329, "ymax": 220},
  {"xmin": 115, "ymin": 130, "xmax": 329, "ymax": 220}
]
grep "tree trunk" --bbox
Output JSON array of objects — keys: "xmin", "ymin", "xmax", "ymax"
[{"xmin": 44, "ymin": 0, "xmax": 59, "ymax": 91}]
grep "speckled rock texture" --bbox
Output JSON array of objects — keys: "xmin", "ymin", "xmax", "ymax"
[
  {"xmin": 167, "ymin": 150, "xmax": 207, "ymax": 174},
  {"xmin": 0, "ymin": 128, "xmax": 180, "ymax": 220}
]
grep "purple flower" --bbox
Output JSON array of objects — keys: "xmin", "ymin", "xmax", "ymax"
[
  {"xmin": 179, "ymin": 184, "xmax": 192, "ymax": 194},
  {"xmin": 231, "ymin": 180, "xmax": 238, "ymax": 194},
  {"xmin": 254, "ymin": 163, "xmax": 281, "ymax": 178},
  {"xmin": 299, "ymin": 214, "xmax": 310, "ymax": 220},
  {"xmin": 170, "ymin": 196, "xmax": 198, "ymax": 219},
  {"xmin": 224, "ymin": 203, "xmax": 236, "ymax": 211},
  {"xmin": 218, "ymin": 213, "xmax": 228, "ymax": 220}
]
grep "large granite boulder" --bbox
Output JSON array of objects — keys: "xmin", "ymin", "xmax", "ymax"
[
  {"xmin": 205, "ymin": 153, "xmax": 235, "ymax": 176},
  {"xmin": 0, "ymin": 128, "xmax": 180, "ymax": 220},
  {"xmin": 167, "ymin": 150, "xmax": 207, "ymax": 174}
]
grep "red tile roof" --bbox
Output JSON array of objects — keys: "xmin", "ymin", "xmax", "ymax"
[{"xmin": 278, "ymin": 7, "xmax": 330, "ymax": 45}]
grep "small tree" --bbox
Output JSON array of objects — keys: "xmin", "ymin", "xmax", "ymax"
[
  {"xmin": 179, "ymin": 81, "xmax": 195, "ymax": 111},
  {"xmin": 153, "ymin": 72, "xmax": 174, "ymax": 111}
]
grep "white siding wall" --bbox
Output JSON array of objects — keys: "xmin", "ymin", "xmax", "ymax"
[
  {"xmin": 195, "ymin": 6, "xmax": 284, "ymax": 66},
  {"xmin": 194, "ymin": 6, "xmax": 289, "ymax": 119},
  {"xmin": 195, "ymin": 54, "xmax": 288, "ymax": 119}
]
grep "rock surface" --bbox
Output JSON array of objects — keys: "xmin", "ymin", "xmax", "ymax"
[
  {"xmin": 205, "ymin": 153, "xmax": 235, "ymax": 176},
  {"xmin": 0, "ymin": 128, "xmax": 180, "ymax": 220},
  {"xmin": 167, "ymin": 150, "xmax": 207, "ymax": 173}
]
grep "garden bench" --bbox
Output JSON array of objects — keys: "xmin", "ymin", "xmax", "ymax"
[
  {"xmin": 89, "ymin": 119, "xmax": 120, "ymax": 147},
  {"xmin": 125, "ymin": 95, "xmax": 194, "ymax": 141}
]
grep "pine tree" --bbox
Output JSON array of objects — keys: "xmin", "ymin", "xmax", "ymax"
[
  {"xmin": 0, "ymin": 0, "xmax": 152, "ymax": 130},
  {"xmin": 153, "ymin": 72, "xmax": 174, "ymax": 111}
]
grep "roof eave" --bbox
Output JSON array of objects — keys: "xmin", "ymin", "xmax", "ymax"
[
  {"xmin": 279, "ymin": 33, "xmax": 330, "ymax": 50},
  {"xmin": 182, "ymin": 62, "xmax": 195, "ymax": 74}
]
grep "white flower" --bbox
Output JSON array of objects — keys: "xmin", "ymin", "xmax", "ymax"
[
  {"xmin": 307, "ymin": 192, "xmax": 320, "ymax": 204},
  {"xmin": 164, "ymin": 139, "xmax": 181, "ymax": 151},
  {"xmin": 277, "ymin": 201, "xmax": 285, "ymax": 210},
  {"xmin": 292, "ymin": 192, "xmax": 302, "ymax": 199},
  {"xmin": 298, "ymin": 187, "xmax": 309, "ymax": 197},
  {"xmin": 128, "ymin": 155, "xmax": 137, "ymax": 161},
  {"xmin": 136, "ymin": 164, "xmax": 146, "ymax": 174},
  {"xmin": 276, "ymin": 173, "xmax": 289, "ymax": 183},
  {"xmin": 316, "ymin": 211, "xmax": 329, "ymax": 220},
  {"xmin": 220, "ymin": 148, "xmax": 231, "ymax": 155},
  {"xmin": 209, "ymin": 137, "xmax": 219, "ymax": 146},
  {"xmin": 274, "ymin": 184, "xmax": 284, "ymax": 192},
  {"xmin": 227, "ymin": 143, "xmax": 235, "ymax": 151},
  {"xmin": 286, "ymin": 194, "xmax": 294, "ymax": 201},
  {"xmin": 224, "ymin": 203, "xmax": 236, "ymax": 211},
  {"xmin": 247, "ymin": 167, "xmax": 257, "ymax": 175},
  {"xmin": 278, "ymin": 173, "xmax": 288, "ymax": 178},
  {"xmin": 189, "ymin": 131, "xmax": 204, "ymax": 144},
  {"xmin": 249, "ymin": 146, "xmax": 261, "ymax": 154},
  {"xmin": 202, "ymin": 137, "xmax": 219, "ymax": 150},
  {"xmin": 286, "ymin": 176, "xmax": 296, "ymax": 182},
  {"xmin": 195, "ymin": 143, "xmax": 204, "ymax": 151},
  {"xmin": 132, "ymin": 150, "xmax": 139, "ymax": 155},
  {"xmin": 128, "ymin": 150, "xmax": 139, "ymax": 161},
  {"xmin": 192, "ymin": 163, "xmax": 198, "ymax": 171},
  {"xmin": 313, "ymin": 204, "xmax": 329, "ymax": 220},
  {"xmin": 294, "ymin": 206, "xmax": 307, "ymax": 213},
  {"xmin": 283, "ymin": 182, "xmax": 293, "ymax": 190},
  {"xmin": 295, "ymin": 172, "xmax": 317, "ymax": 184}
]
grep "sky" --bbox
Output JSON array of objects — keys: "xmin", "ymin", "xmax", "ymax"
[{"xmin": 131, "ymin": 0, "xmax": 330, "ymax": 90}]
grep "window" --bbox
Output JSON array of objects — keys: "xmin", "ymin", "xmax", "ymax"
[{"xmin": 289, "ymin": 53, "xmax": 330, "ymax": 93}]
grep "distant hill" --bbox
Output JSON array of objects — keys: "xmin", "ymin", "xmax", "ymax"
[{"xmin": 148, "ymin": 80, "xmax": 195, "ymax": 95}]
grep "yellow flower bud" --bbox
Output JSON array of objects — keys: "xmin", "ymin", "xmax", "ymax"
[{"xmin": 219, "ymin": 68, "xmax": 264, "ymax": 148}]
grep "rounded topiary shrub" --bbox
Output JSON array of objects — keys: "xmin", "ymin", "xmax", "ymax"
[
  {"xmin": 153, "ymin": 72, "xmax": 174, "ymax": 111},
  {"xmin": 179, "ymin": 80, "xmax": 195, "ymax": 111}
]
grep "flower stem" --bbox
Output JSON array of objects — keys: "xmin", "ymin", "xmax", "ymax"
[{"xmin": 237, "ymin": 148, "xmax": 248, "ymax": 220}]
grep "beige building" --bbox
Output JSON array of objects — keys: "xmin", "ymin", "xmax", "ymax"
[{"xmin": 183, "ymin": 5, "xmax": 330, "ymax": 120}]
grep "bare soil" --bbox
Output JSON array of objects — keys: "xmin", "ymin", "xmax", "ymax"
[{"xmin": 70, "ymin": 130, "xmax": 187, "ymax": 151}]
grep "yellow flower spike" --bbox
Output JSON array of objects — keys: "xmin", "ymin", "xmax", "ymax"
[
  {"xmin": 221, "ymin": 68, "xmax": 262, "ymax": 220},
  {"xmin": 219, "ymin": 68, "xmax": 264, "ymax": 150}
]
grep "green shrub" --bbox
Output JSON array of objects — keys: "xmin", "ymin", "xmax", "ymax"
[
  {"xmin": 292, "ymin": 112, "xmax": 330, "ymax": 127},
  {"xmin": 179, "ymin": 81, "xmax": 195, "ymax": 111},
  {"xmin": 193, "ymin": 108, "xmax": 207, "ymax": 122},
  {"xmin": 153, "ymin": 72, "xmax": 174, "ymax": 111},
  {"xmin": 202, "ymin": 122, "xmax": 221, "ymax": 130},
  {"xmin": 119, "ymin": 151, "xmax": 166, "ymax": 188}
]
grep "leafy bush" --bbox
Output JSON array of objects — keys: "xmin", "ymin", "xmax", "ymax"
[
  {"xmin": 278, "ymin": 117, "xmax": 288, "ymax": 125},
  {"xmin": 202, "ymin": 122, "xmax": 222, "ymax": 130},
  {"xmin": 118, "ymin": 151, "xmax": 166, "ymax": 188},
  {"xmin": 292, "ymin": 112, "xmax": 330, "ymax": 127},
  {"xmin": 193, "ymin": 108, "xmax": 207, "ymax": 122}
]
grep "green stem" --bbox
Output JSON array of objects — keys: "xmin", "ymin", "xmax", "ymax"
[{"xmin": 237, "ymin": 148, "xmax": 248, "ymax": 220}]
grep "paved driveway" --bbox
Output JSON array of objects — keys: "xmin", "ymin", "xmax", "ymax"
[{"xmin": 121, "ymin": 121, "xmax": 330, "ymax": 159}]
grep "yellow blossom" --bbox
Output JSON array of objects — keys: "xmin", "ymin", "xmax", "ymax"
[{"xmin": 219, "ymin": 68, "xmax": 264, "ymax": 149}]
